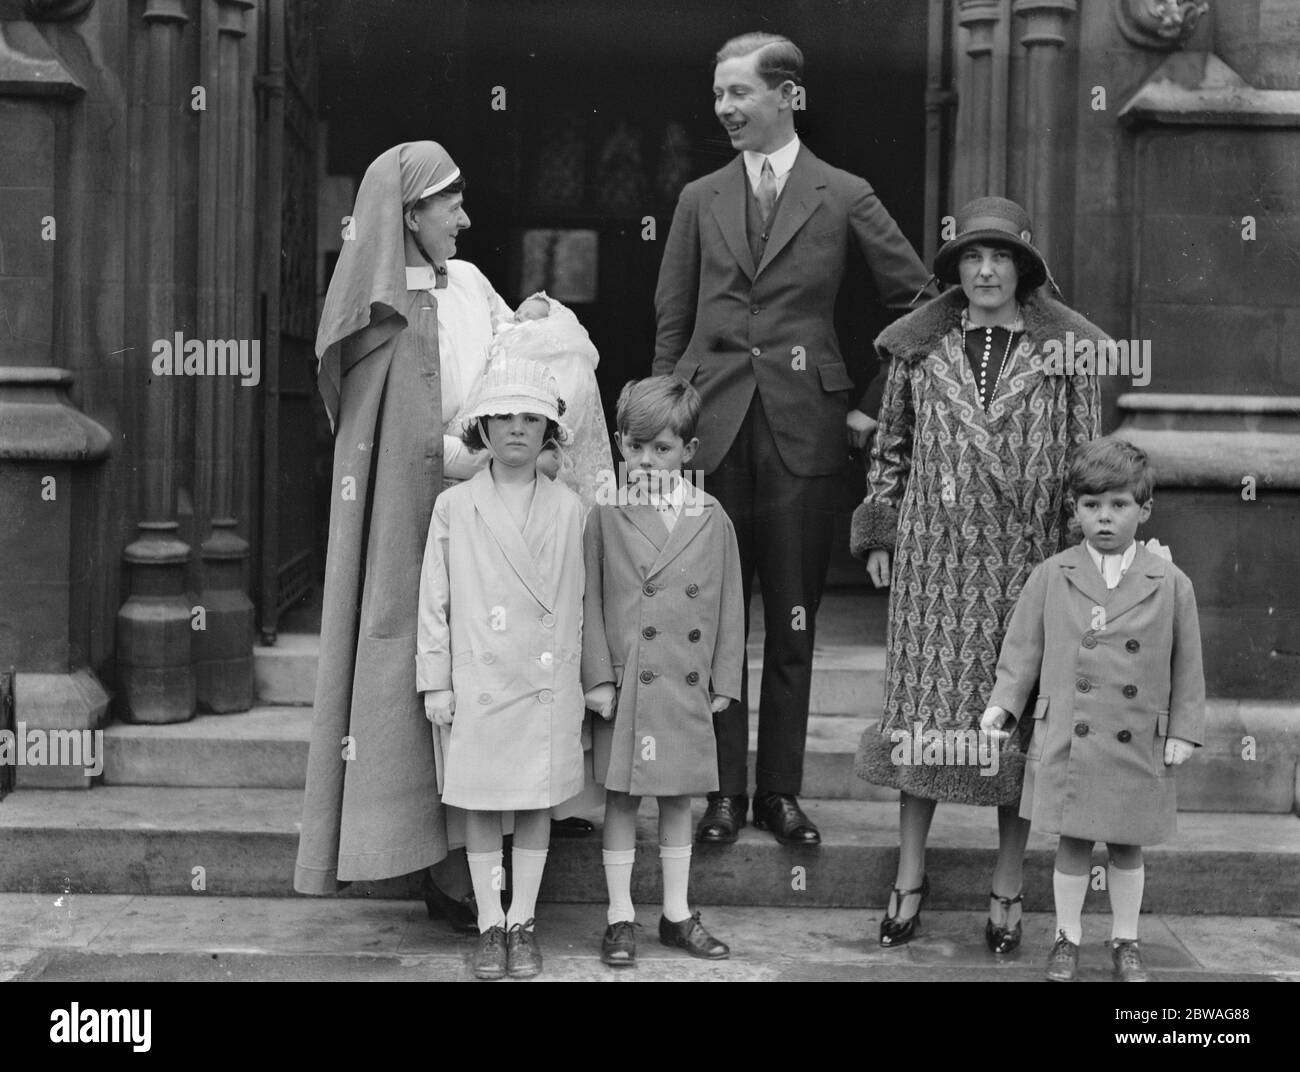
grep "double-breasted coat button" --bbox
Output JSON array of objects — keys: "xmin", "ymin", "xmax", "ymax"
[
  {"xmin": 1082, "ymin": 634, "xmax": 1098, "ymax": 649},
  {"xmin": 478, "ymin": 692, "xmax": 492, "ymax": 704},
  {"xmin": 540, "ymin": 613, "xmax": 555, "ymax": 629},
  {"xmin": 686, "ymin": 583, "xmax": 699, "ymax": 597},
  {"xmin": 639, "ymin": 669, "xmax": 655, "ymax": 684},
  {"xmin": 1076, "ymin": 678, "xmax": 1091, "ymax": 693},
  {"xmin": 686, "ymin": 671, "xmax": 700, "ymax": 685},
  {"xmin": 1123, "ymin": 684, "xmax": 1138, "ymax": 698},
  {"xmin": 538, "ymin": 689, "xmax": 554, "ymax": 704},
  {"xmin": 1074, "ymin": 722, "xmax": 1089, "ymax": 737},
  {"xmin": 642, "ymin": 626, "xmax": 657, "ymax": 639},
  {"xmin": 1117, "ymin": 729, "xmax": 1132, "ymax": 743},
  {"xmin": 688, "ymin": 629, "xmax": 701, "ymax": 642},
  {"xmin": 481, "ymin": 652, "xmax": 495, "ymax": 664},
  {"xmin": 539, "ymin": 651, "xmax": 554, "ymax": 667},
  {"xmin": 643, "ymin": 582, "xmax": 656, "ymax": 597},
  {"xmin": 751, "ymin": 347, "xmax": 761, "ymax": 357},
  {"xmin": 1126, "ymin": 639, "xmax": 1140, "ymax": 652}
]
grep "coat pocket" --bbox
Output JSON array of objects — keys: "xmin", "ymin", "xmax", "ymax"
[
  {"xmin": 817, "ymin": 362, "xmax": 854, "ymax": 394},
  {"xmin": 1026, "ymin": 696, "xmax": 1050, "ymax": 760},
  {"xmin": 1155, "ymin": 711, "xmax": 1170, "ymax": 776}
]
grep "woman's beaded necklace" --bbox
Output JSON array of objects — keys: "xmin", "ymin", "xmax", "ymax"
[{"xmin": 961, "ymin": 307, "xmax": 1024, "ymax": 410}]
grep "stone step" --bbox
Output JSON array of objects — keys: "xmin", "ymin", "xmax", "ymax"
[
  {"xmin": 100, "ymin": 702, "xmax": 1300, "ymax": 812},
  {"xmin": 1, "ymin": 788, "xmax": 1295, "ymax": 914},
  {"xmin": 254, "ymin": 632, "xmax": 886, "ymax": 715}
]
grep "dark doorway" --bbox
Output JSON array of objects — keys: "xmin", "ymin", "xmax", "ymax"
[{"xmin": 315, "ymin": 0, "xmax": 931, "ymax": 587}]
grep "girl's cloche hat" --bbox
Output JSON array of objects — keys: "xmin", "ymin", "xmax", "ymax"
[
  {"xmin": 931, "ymin": 196, "xmax": 1050, "ymax": 291},
  {"xmin": 456, "ymin": 356, "xmax": 572, "ymax": 445}
]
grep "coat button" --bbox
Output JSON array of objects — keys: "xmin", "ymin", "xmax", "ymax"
[
  {"xmin": 1075, "ymin": 678, "xmax": 1091, "ymax": 693},
  {"xmin": 539, "ymin": 651, "xmax": 554, "ymax": 667},
  {"xmin": 481, "ymin": 652, "xmax": 495, "ymax": 664},
  {"xmin": 1126, "ymin": 639, "xmax": 1140, "ymax": 653},
  {"xmin": 686, "ymin": 583, "xmax": 699, "ymax": 597},
  {"xmin": 639, "ymin": 669, "xmax": 655, "ymax": 684},
  {"xmin": 686, "ymin": 670, "xmax": 700, "ymax": 685},
  {"xmin": 643, "ymin": 582, "xmax": 656, "ymax": 597},
  {"xmin": 1123, "ymin": 684, "xmax": 1138, "ymax": 699},
  {"xmin": 1117, "ymin": 729, "xmax": 1132, "ymax": 743},
  {"xmin": 1074, "ymin": 722, "xmax": 1089, "ymax": 737},
  {"xmin": 538, "ymin": 689, "xmax": 554, "ymax": 704},
  {"xmin": 642, "ymin": 626, "xmax": 657, "ymax": 639},
  {"xmin": 540, "ymin": 613, "xmax": 555, "ymax": 629},
  {"xmin": 478, "ymin": 692, "xmax": 492, "ymax": 705},
  {"xmin": 688, "ymin": 629, "xmax": 701, "ymax": 642},
  {"xmin": 751, "ymin": 347, "xmax": 761, "ymax": 357},
  {"xmin": 1081, "ymin": 634, "xmax": 1097, "ymax": 649},
  {"xmin": 751, "ymin": 304, "xmax": 761, "ymax": 314}
]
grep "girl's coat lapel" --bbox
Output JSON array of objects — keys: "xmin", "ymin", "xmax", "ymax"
[{"xmin": 469, "ymin": 466, "xmax": 559, "ymax": 611}]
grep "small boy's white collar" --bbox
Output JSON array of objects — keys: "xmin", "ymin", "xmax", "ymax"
[{"xmin": 1085, "ymin": 540, "xmax": 1138, "ymax": 589}]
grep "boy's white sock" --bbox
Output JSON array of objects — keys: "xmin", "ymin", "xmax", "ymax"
[
  {"xmin": 505, "ymin": 847, "xmax": 548, "ymax": 929},
  {"xmin": 1053, "ymin": 869, "xmax": 1089, "ymax": 945},
  {"xmin": 1108, "ymin": 863, "xmax": 1145, "ymax": 942},
  {"xmin": 603, "ymin": 848, "xmax": 637, "ymax": 925},
  {"xmin": 466, "ymin": 849, "xmax": 505, "ymax": 933},
  {"xmin": 660, "ymin": 844, "xmax": 692, "ymax": 924}
]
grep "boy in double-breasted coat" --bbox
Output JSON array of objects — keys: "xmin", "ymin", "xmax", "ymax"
[
  {"xmin": 582, "ymin": 377, "xmax": 745, "ymax": 967},
  {"xmin": 982, "ymin": 437, "xmax": 1205, "ymax": 983}
]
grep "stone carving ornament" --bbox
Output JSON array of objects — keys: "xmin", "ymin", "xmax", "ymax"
[{"xmin": 1114, "ymin": 0, "xmax": 1209, "ymax": 50}]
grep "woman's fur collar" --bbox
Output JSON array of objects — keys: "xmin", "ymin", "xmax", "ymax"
[{"xmin": 875, "ymin": 287, "xmax": 1111, "ymax": 364}]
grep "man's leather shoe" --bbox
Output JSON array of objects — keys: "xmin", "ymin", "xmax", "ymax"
[
  {"xmin": 658, "ymin": 912, "xmax": 729, "ymax": 959},
  {"xmin": 696, "ymin": 793, "xmax": 747, "ymax": 844},
  {"xmin": 752, "ymin": 792, "xmax": 821, "ymax": 845}
]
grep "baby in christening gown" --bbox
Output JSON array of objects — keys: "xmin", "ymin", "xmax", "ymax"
[{"xmin": 490, "ymin": 292, "xmax": 614, "ymax": 513}]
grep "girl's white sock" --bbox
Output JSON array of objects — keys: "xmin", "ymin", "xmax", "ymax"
[
  {"xmin": 1053, "ymin": 869, "xmax": 1089, "ymax": 945},
  {"xmin": 603, "ymin": 848, "xmax": 636, "ymax": 926},
  {"xmin": 466, "ymin": 849, "xmax": 505, "ymax": 933},
  {"xmin": 660, "ymin": 844, "xmax": 692, "ymax": 924},
  {"xmin": 1108, "ymin": 863, "xmax": 1145, "ymax": 942},
  {"xmin": 506, "ymin": 847, "xmax": 548, "ymax": 929}
]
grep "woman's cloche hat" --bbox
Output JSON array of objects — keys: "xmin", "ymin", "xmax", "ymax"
[
  {"xmin": 456, "ymin": 356, "xmax": 572, "ymax": 445},
  {"xmin": 932, "ymin": 196, "xmax": 1049, "ymax": 291}
]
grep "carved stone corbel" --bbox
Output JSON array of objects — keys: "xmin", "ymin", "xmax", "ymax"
[{"xmin": 1115, "ymin": 0, "xmax": 1209, "ymax": 50}]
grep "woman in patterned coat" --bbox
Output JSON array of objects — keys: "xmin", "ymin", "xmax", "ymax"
[{"xmin": 849, "ymin": 197, "xmax": 1102, "ymax": 951}]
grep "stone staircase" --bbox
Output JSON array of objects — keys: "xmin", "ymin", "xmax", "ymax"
[{"xmin": 2, "ymin": 593, "xmax": 1297, "ymax": 913}]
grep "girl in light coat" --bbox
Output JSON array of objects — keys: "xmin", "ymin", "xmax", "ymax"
[{"xmin": 417, "ymin": 357, "xmax": 586, "ymax": 981}]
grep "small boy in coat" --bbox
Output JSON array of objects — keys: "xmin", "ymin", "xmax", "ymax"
[
  {"xmin": 981, "ymin": 437, "xmax": 1205, "ymax": 982},
  {"xmin": 582, "ymin": 376, "xmax": 745, "ymax": 966}
]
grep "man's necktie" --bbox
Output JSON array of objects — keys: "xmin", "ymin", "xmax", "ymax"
[{"xmin": 756, "ymin": 158, "xmax": 778, "ymax": 221}]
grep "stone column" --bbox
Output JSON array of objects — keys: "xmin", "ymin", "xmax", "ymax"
[
  {"xmin": 116, "ymin": 0, "xmax": 194, "ymax": 724},
  {"xmin": 1012, "ymin": 0, "xmax": 1077, "ymax": 266},
  {"xmin": 192, "ymin": 0, "xmax": 255, "ymax": 712},
  {"xmin": 953, "ymin": 0, "xmax": 1003, "ymax": 206}
]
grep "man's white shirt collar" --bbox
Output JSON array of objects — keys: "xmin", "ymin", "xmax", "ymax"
[
  {"xmin": 1086, "ymin": 540, "xmax": 1138, "ymax": 590},
  {"xmin": 406, "ymin": 265, "xmax": 440, "ymax": 291},
  {"xmin": 744, "ymin": 135, "xmax": 800, "ymax": 194}
]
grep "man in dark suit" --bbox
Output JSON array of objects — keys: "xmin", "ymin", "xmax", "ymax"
[{"xmin": 653, "ymin": 32, "xmax": 932, "ymax": 845}]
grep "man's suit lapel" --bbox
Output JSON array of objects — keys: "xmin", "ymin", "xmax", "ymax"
[
  {"xmin": 755, "ymin": 146, "xmax": 826, "ymax": 277},
  {"xmin": 710, "ymin": 158, "xmax": 756, "ymax": 280}
]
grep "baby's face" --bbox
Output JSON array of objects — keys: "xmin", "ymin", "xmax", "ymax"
[{"xmin": 516, "ymin": 297, "xmax": 550, "ymax": 322}]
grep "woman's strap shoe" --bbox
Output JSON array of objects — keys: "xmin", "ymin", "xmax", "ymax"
[
  {"xmin": 985, "ymin": 889, "xmax": 1024, "ymax": 954},
  {"xmin": 421, "ymin": 871, "xmax": 479, "ymax": 934},
  {"xmin": 659, "ymin": 912, "xmax": 729, "ymax": 959},
  {"xmin": 879, "ymin": 874, "xmax": 928, "ymax": 947}
]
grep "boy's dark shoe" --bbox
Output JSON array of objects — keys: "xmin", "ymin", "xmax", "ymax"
[
  {"xmin": 659, "ymin": 911, "xmax": 730, "ymax": 959},
  {"xmin": 471, "ymin": 925, "xmax": 508, "ymax": 980},
  {"xmin": 1111, "ymin": 938, "xmax": 1150, "ymax": 982},
  {"xmin": 506, "ymin": 920, "xmax": 543, "ymax": 979},
  {"xmin": 1045, "ymin": 930, "xmax": 1079, "ymax": 982},
  {"xmin": 752, "ymin": 792, "xmax": 821, "ymax": 846},
  {"xmin": 696, "ymin": 793, "xmax": 747, "ymax": 844},
  {"xmin": 601, "ymin": 920, "xmax": 641, "ymax": 966}
]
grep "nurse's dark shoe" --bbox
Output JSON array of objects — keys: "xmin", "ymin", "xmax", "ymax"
[
  {"xmin": 421, "ymin": 870, "xmax": 478, "ymax": 934},
  {"xmin": 551, "ymin": 817, "xmax": 594, "ymax": 838}
]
